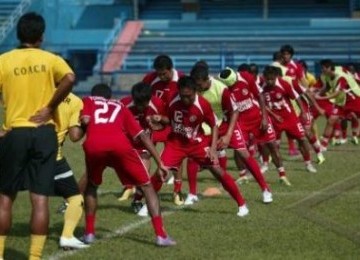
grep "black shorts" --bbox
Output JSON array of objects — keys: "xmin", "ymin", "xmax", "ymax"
[
  {"xmin": 0, "ymin": 125, "xmax": 57, "ymax": 195},
  {"xmin": 53, "ymin": 158, "xmax": 80, "ymax": 198}
]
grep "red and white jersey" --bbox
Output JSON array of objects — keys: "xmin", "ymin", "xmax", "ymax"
[
  {"xmin": 229, "ymin": 71, "xmax": 263, "ymax": 123},
  {"xmin": 335, "ymin": 77, "xmax": 360, "ymax": 101},
  {"xmin": 143, "ymin": 69, "xmax": 184, "ymax": 105},
  {"xmin": 120, "ymin": 95, "xmax": 166, "ymax": 132},
  {"xmin": 263, "ymin": 77, "xmax": 299, "ymax": 116},
  {"xmin": 167, "ymin": 94, "xmax": 217, "ymax": 145},
  {"xmin": 284, "ymin": 60, "xmax": 305, "ymax": 81},
  {"xmin": 81, "ymin": 96, "xmax": 143, "ymax": 146}
]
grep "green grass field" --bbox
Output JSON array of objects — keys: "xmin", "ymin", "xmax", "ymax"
[{"xmin": 2, "ymin": 119, "xmax": 360, "ymax": 260}]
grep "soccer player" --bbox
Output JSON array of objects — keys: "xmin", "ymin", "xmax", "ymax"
[
  {"xmin": 121, "ymin": 82, "xmax": 168, "ymax": 211},
  {"xmin": 315, "ymin": 59, "xmax": 360, "ymax": 149},
  {"xmin": 143, "ymin": 54, "xmax": 184, "ymax": 200},
  {"xmin": 185, "ymin": 63, "xmax": 272, "ymax": 205},
  {"xmin": 262, "ymin": 66, "xmax": 317, "ymax": 173},
  {"xmin": 53, "ymin": 93, "xmax": 89, "ymax": 249},
  {"xmin": 0, "ymin": 12, "xmax": 74, "ymax": 260},
  {"xmin": 139, "ymin": 76, "xmax": 249, "ymax": 217},
  {"xmin": 81, "ymin": 83, "xmax": 175, "ymax": 246},
  {"xmin": 218, "ymin": 67, "xmax": 292, "ymax": 186}
]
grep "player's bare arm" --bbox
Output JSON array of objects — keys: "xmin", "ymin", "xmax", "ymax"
[
  {"xmin": 217, "ymin": 110, "xmax": 239, "ymax": 149},
  {"xmin": 259, "ymin": 93, "xmax": 269, "ymax": 131}
]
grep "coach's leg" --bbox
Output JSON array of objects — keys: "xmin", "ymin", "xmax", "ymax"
[
  {"xmin": 0, "ymin": 193, "xmax": 16, "ymax": 259},
  {"xmin": 29, "ymin": 192, "xmax": 49, "ymax": 260}
]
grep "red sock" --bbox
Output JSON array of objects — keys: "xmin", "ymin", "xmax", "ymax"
[
  {"xmin": 150, "ymin": 175, "xmax": 163, "ymax": 192},
  {"xmin": 308, "ymin": 136, "xmax": 320, "ymax": 154},
  {"xmin": 351, "ymin": 117, "xmax": 359, "ymax": 137},
  {"xmin": 244, "ymin": 157, "xmax": 269, "ymax": 191},
  {"xmin": 277, "ymin": 166, "xmax": 286, "ymax": 177},
  {"xmin": 187, "ymin": 159, "xmax": 199, "ymax": 195},
  {"xmin": 174, "ymin": 179, "xmax": 182, "ymax": 193},
  {"xmin": 302, "ymin": 149, "xmax": 311, "ymax": 162},
  {"xmin": 219, "ymin": 172, "xmax": 246, "ymax": 206},
  {"xmin": 321, "ymin": 133, "xmax": 331, "ymax": 148},
  {"xmin": 85, "ymin": 214, "xmax": 95, "ymax": 235},
  {"xmin": 218, "ymin": 156, "xmax": 227, "ymax": 170},
  {"xmin": 151, "ymin": 216, "xmax": 167, "ymax": 238}
]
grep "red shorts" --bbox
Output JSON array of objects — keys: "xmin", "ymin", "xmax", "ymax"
[
  {"xmin": 239, "ymin": 116, "xmax": 276, "ymax": 145},
  {"xmin": 152, "ymin": 126, "xmax": 171, "ymax": 144},
  {"xmin": 271, "ymin": 112, "xmax": 305, "ymax": 140},
  {"xmin": 344, "ymin": 96, "xmax": 360, "ymax": 117},
  {"xmin": 218, "ymin": 122, "xmax": 247, "ymax": 150},
  {"xmin": 312, "ymin": 99, "xmax": 342, "ymax": 119},
  {"xmin": 161, "ymin": 139, "xmax": 217, "ymax": 171},
  {"xmin": 83, "ymin": 141, "xmax": 150, "ymax": 186}
]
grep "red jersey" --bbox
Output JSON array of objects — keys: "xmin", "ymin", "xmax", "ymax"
[
  {"xmin": 143, "ymin": 69, "xmax": 184, "ymax": 105},
  {"xmin": 81, "ymin": 96, "xmax": 143, "ymax": 149},
  {"xmin": 263, "ymin": 77, "xmax": 299, "ymax": 116},
  {"xmin": 167, "ymin": 94, "xmax": 216, "ymax": 145},
  {"xmin": 285, "ymin": 60, "xmax": 305, "ymax": 81},
  {"xmin": 229, "ymin": 71, "xmax": 263, "ymax": 123}
]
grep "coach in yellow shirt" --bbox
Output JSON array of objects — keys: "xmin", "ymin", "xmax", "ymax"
[{"xmin": 0, "ymin": 12, "xmax": 74, "ymax": 260}]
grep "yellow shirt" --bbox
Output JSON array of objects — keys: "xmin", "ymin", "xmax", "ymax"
[
  {"xmin": 55, "ymin": 93, "xmax": 83, "ymax": 160},
  {"xmin": 306, "ymin": 72, "xmax": 316, "ymax": 88},
  {"xmin": 0, "ymin": 48, "xmax": 73, "ymax": 129}
]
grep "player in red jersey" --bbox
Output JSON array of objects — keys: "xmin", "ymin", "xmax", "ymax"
[
  {"xmin": 184, "ymin": 63, "xmax": 272, "ymax": 205},
  {"xmin": 262, "ymin": 66, "xmax": 317, "ymax": 173},
  {"xmin": 143, "ymin": 54, "xmax": 185, "ymax": 200},
  {"xmin": 81, "ymin": 83, "xmax": 175, "ymax": 246},
  {"xmin": 219, "ymin": 67, "xmax": 292, "ymax": 186},
  {"xmin": 137, "ymin": 76, "xmax": 250, "ymax": 218}
]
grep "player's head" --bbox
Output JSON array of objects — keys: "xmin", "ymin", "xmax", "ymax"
[
  {"xmin": 320, "ymin": 59, "xmax": 335, "ymax": 76},
  {"xmin": 237, "ymin": 63, "xmax": 250, "ymax": 72},
  {"xmin": 131, "ymin": 82, "xmax": 152, "ymax": 112},
  {"xmin": 280, "ymin": 44, "xmax": 295, "ymax": 63},
  {"xmin": 272, "ymin": 51, "xmax": 283, "ymax": 63},
  {"xmin": 91, "ymin": 83, "xmax": 112, "ymax": 99},
  {"xmin": 263, "ymin": 66, "xmax": 280, "ymax": 87},
  {"xmin": 17, "ymin": 12, "xmax": 45, "ymax": 45},
  {"xmin": 346, "ymin": 62, "xmax": 357, "ymax": 74},
  {"xmin": 190, "ymin": 63, "xmax": 210, "ymax": 92},
  {"xmin": 153, "ymin": 54, "xmax": 173, "ymax": 82},
  {"xmin": 218, "ymin": 67, "xmax": 237, "ymax": 87},
  {"xmin": 249, "ymin": 63, "xmax": 259, "ymax": 77},
  {"xmin": 178, "ymin": 76, "xmax": 197, "ymax": 106},
  {"xmin": 194, "ymin": 60, "xmax": 209, "ymax": 71}
]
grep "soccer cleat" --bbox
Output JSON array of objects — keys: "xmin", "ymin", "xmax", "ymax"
[
  {"xmin": 260, "ymin": 163, "xmax": 269, "ymax": 174},
  {"xmin": 262, "ymin": 190, "xmax": 273, "ymax": 204},
  {"xmin": 279, "ymin": 176, "xmax": 292, "ymax": 186},
  {"xmin": 316, "ymin": 153, "xmax": 325, "ymax": 165},
  {"xmin": 305, "ymin": 163, "xmax": 317, "ymax": 173},
  {"xmin": 118, "ymin": 187, "xmax": 135, "ymax": 201},
  {"xmin": 155, "ymin": 236, "xmax": 177, "ymax": 247},
  {"xmin": 352, "ymin": 136, "xmax": 359, "ymax": 145},
  {"xmin": 319, "ymin": 145, "xmax": 327, "ymax": 153},
  {"xmin": 131, "ymin": 200, "xmax": 143, "ymax": 214},
  {"xmin": 56, "ymin": 201, "xmax": 69, "ymax": 214},
  {"xmin": 166, "ymin": 176, "xmax": 174, "ymax": 185},
  {"xmin": 173, "ymin": 192, "xmax": 185, "ymax": 206},
  {"xmin": 60, "ymin": 236, "xmax": 90, "ymax": 249},
  {"xmin": 82, "ymin": 233, "xmax": 96, "ymax": 244},
  {"xmin": 340, "ymin": 138, "xmax": 348, "ymax": 145},
  {"xmin": 137, "ymin": 204, "xmax": 149, "ymax": 217},
  {"xmin": 237, "ymin": 204, "xmax": 249, "ymax": 217},
  {"xmin": 184, "ymin": 193, "xmax": 199, "ymax": 205},
  {"xmin": 236, "ymin": 175, "xmax": 250, "ymax": 185}
]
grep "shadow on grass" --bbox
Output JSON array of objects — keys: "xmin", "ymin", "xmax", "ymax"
[{"xmin": 4, "ymin": 248, "xmax": 27, "ymax": 260}]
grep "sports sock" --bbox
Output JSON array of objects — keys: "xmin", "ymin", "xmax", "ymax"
[
  {"xmin": 244, "ymin": 157, "xmax": 269, "ymax": 191},
  {"xmin": 219, "ymin": 172, "xmax": 246, "ymax": 206},
  {"xmin": 29, "ymin": 234, "xmax": 46, "ymax": 260},
  {"xmin": 0, "ymin": 235, "xmax": 6, "ymax": 259},
  {"xmin": 61, "ymin": 194, "xmax": 83, "ymax": 238},
  {"xmin": 151, "ymin": 216, "xmax": 167, "ymax": 238},
  {"xmin": 187, "ymin": 159, "xmax": 199, "ymax": 195},
  {"xmin": 85, "ymin": 214, "xmax": 95, "ymax": 235}
]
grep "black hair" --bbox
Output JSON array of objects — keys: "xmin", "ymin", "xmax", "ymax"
[
  {"xmin": 237, "ymin": 63, "xmax": 250, "ymax": 72},
  {"xmin": 280, "ymin": 44, "xmax": 295, "ymax": 56},
  {"xmin": 193, "ymin": 60, "xmax": 209, "ymax": 71},
  {"xmin": 91, "ymin": 83, "xmax": 112, "ymax": 99},
  {"xmin": 190, "ymin": 64, "xmax": 209, "ymax": 81},
  {"xmin": 178, "ymin": 76, "xmax": 196, "ymax": 92},
  {"xmin": 131, "ymin": 82, "xmax": 152, "ymax": 104},
  {"xmin": 249, "ymin": 63, "xmax": 259, "ymax": 75},
  {"xmin": 17, "ymin": 12, "xmax": 45, "ymax": 44},
  {"xmin": 153, "ymin": 54, "xmax": 173, "ymax": 70},
  {"xmin": 272, "ymin": 51, "xmax": 282, "ymax": 62},
  {"xmin": 319, "ymin": 59, "xmax": 335, "ymax": 71},
  {"xmin": 263, "ymin": 66, "xmax": 281, "ymax": 77},
  {"xmin": 298, "ymin": 59, "xmax": 308, "ymax": 70}
]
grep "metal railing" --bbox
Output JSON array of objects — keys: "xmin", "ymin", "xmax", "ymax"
[{"xmin": 0, "ymin": 0, "xmax": 32, "ymax": 44}]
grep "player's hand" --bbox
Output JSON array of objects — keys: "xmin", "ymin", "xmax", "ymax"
[
  {"xmin": 300, "ymin": 112, "xmax": 307, "ymax": 123},
  {"xmin": 0, "ymin": 129, "xmax": 9, "ymax": 138},
  {"xmin": 157, "ymin": 163, "xmax": 169, "ymax": 182},
  {"xmin": 260, "ymin": 117, "xmax": 268, "ymax": 132},
  {"xmin": 29, "ymin": 106, "xmax": 53, "ymax": 125},
  {"xmin": 217, "ymin": 135, "xmax": 230, "ymax": 150},
  {"xmin": 146, "ymin": 115, "xmax": 164, "ymax": 131},
  {"xmin": 209, "ymin": 147, "xmax": 219, "ymax": 165}
]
